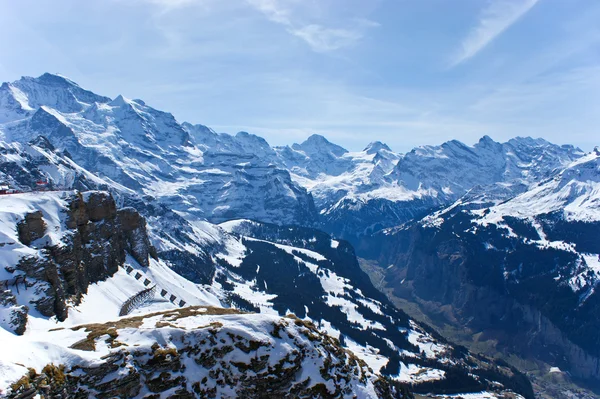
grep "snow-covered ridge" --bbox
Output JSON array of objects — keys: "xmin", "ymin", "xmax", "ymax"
[
  {"xmin": 0, "ymin": 73, "xmax": 584, "ymax": 237},
  {"xmin": 478, "ymin": 149, "xmax": 600, "ymax": 223},
  {"xmin": 0, "ymin": 73, "xmax": 317, "ymax": 226}
]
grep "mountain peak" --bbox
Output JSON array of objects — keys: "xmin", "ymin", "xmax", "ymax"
[
  {"xmin": 478, "ymin": 135, "xmax": 496, "ymax": 144},
  {"xmin": 293, "ymin": 134, "xmax": 348, "ymax": 157},
  {"xmin": 474, "ymin": 135, "xmax": 502, "ymax": 150},
  {"xmin": 235, "ymin": 131, "xmax": 272, "ymax": 152},
  {"xmin": 303, "ymin": 134, "xmax": 330, "ymax": 144},
  {"xmin": 364, "ymin": 141, "xmax": 392, "ymax": 154},
  {"xmin": 109, "ymin": 94, "xmax": 129, "ymax": 107},
  {"xmin": 4, "ymin": 73, "xmax": 111, "ymax": 115},
  {"xmin": 36, "ymin": 72, "xmax": 80, "ymax": 87},
  {"xmin": 507, "ymin": 136, "xmax": 550, "ymax": 147}
]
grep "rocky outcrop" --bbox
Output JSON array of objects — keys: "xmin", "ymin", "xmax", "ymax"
[
  {"xmin": 5, "ymin": 308, "xmax": 413, "ymax": 399},
  {"xmin": 17, "ymin": 211, "xmax": 47, "ymax": 245},
  {"xmin": 14, "ymin": 191, "xmax": 154, "ymax": 322},
  {"xmin": 84, "ymin": 191, "xmax": 117, "ymax": 222},
  {"xmin": 117, "ymin": 207, "xmax": 152, "ymax": 267},
  {"xmin": 0, "ymin": 290, "xmax": 28, "ymax": 335}
]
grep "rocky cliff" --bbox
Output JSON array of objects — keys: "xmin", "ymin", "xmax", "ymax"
[{"xmin": 6, "ymin": 191, "xmax": 154, "ymax": 324}]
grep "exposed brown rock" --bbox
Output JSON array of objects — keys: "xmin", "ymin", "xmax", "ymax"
[
  {"xmin": 117, "ymin": 207, "xmax": 152, "ymax": 267},
  {"xmin": 84, "ymin": 191, "xmax": 117, "ymax": 222},
  {"xmin": 14, "ymin": 191, "xmax": 153, "ymax": 321},
  {"xmin": 0, "ymin": 290, "xmax": 28, "ymax": 335},
  {"xmin": 17, "ymin": 211, "xmax": 46, "ymax": 245}
]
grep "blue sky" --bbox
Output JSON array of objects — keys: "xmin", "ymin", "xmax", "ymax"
[{"xmin": 0, "ymin": 0, "xmax": 598, "ymax": 152}]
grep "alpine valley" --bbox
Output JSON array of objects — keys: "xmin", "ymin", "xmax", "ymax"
[{"xmin": 0, "ymin": 73, "xmax": 597, "ymax": 399}]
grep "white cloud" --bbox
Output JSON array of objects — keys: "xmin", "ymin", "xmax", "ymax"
[
  {"xmin": 245, "ymin": 0, "xmax": 291, "ymax": 24},
  {"xmin": 451, "ymin": 0, "xmax": 539, "ymax": 66},
  {"xmin": 245, "ymin": 0, "xmax": 377, "ymax": 52},
  {"xmin": 289, "ymin": 25, "xmax": 362, "ymax": 52}
]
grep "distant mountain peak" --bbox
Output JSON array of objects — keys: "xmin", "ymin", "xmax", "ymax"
[
  {"xmin": 109, "ymin": 94, "xmax": 129, "ymax": 106},
  {"xmin": 507, "ymin": 136, "xmax": 550, "ymax": 147},
  {"xmin": 182, "ymin": 122, "xmax": 217, "ymax": 135},
  {"xmin": 478, "ymin": 134, "xmax": 496, "ymax": 144},
  {"xmin": 293, "ymin": 134, "xmax": 348, "ymax": 157},
  {"xmin": 235, "ymin": 131, "xmax": 273, "ymax": 153},
  {"xmin": 474, "ymin": 135, "xmax": 503, "ymax": 151},
  {"xmin": 364, "ymin": 141, "xmax": 392, "ymax": 154},
  {"xmin": 304, "ymin": 133, "xmax": 329, "ymax": 143},
  {"xmin": 36, "ymin": 72, "xmax": 80, "ymax": 87},
  {"xmin": 0, "ymin": 72, "xmax": 112, "ymax": 117}
]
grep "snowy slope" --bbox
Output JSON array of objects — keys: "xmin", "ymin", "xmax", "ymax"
[
  {"xmin": 478, "ymin": 149, "xmax": 600, "ymax": 223},
  {"xmin": 0, "ymin": 193, "xmax": 531, "ymax": 398},
  {"xmin": 0, "ymin": 307, "xmax": 396, "ymax": 398},
  {"xmin": 0, "ymin": 191, "xmax": 220, "ymax": 314},
  {"xmin": 209, "ymin": 220, "xmax": 533, "ymax": 397}
]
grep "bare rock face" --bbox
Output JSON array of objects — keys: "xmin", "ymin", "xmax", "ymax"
[
  {"xmin": 15, "ymin": 191, "xmax": 154, "ymax": 322},
  {"xmin": 0, "ymin": 290, "xmax": 28, "ymax": 335},
  {"xmin": 17, "ymin": 211, "xmax": 47, "ymax": 245},
  {"xmin": 82, "ymin": 191, "xmax": 117, "ymax": 222},
  {"xmin": 117, "ymin": 207, "xmax": 152, "ymax": 267}
]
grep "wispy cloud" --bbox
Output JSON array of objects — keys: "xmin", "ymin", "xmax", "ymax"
[
  {"xmin": 451, "ymin": 0, "xmax": 539, "ymax": 66},
  {"xmin": 245, "ymin": 0, "xmax": 290, "ymax": 24},
  {"xmin": 245, "ymin": 0, "xmax": 377, "ymax": 52},
  {"xmin": 135, "ymin": 0, "xmax": 200, "ymax": 9},
  {"xmin": 289, "ymin": 25, "xmax": 361, "ymax": 52}
]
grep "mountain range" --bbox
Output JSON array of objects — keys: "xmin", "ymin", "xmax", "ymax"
[{"xmin": 0, "ymin": 73, "xmax": 598, "ymax": 398}]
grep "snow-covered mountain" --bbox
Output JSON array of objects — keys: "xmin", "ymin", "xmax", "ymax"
[
  {"xmin": 0, "ymin": 74, "xmax": 317, "ymax": 226},
  {"xmin": 362, "ymin": 149, "xmax": 600, "ymax": 391},
  {"xmin": 315, "ymin": 135, "xmax": 583, "ymax": 239},
  {"xmin": 0, "ymin": 73, "xmax": 584, "ymax": 238},
  {"xmin": 1, "ymin": 72, "xmax": 595, "ymax": 398},
  {"xmin": 0, "ymin": 73, "xmax": 111, "ymax": 123},
  {"xmin": 0, "ymin": 190, "xmax": 531, "ymax": 398},
  {"xmin": 476, "ymin": 148, "xmax": 600, "ymax": 223}
]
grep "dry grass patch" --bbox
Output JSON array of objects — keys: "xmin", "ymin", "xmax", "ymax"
[{"xmin": 69, "ymin": 306, "xmax": 245, "ymax": 351}]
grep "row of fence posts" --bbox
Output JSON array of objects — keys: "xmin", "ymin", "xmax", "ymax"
[
  {"xmin": 123, "ymin": 265, "xmax": 187, "ymax": 309},
  {"xmin": 1, "ymin": 266, "xmax": 188, "ymax": 315},
  {"xmin": 119, "ymin": 285, "xmax": 157, "ymax": 316}
]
